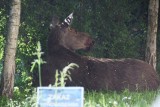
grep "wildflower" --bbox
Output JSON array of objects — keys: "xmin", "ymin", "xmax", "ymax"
[
  {"xmin": 113, "ymin": 101, "xmax": 118, "ymax": 105},
  {"xmin": 122, "ymin": 96, "xmax": 131, "ymax": 101}
]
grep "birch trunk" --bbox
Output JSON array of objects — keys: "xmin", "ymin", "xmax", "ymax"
[
  {"xmin": 1, "ymin": 0, "xmax": 21, "ymax": 98},
  {"xmin": 145, "ymin": 0, "xmax": 159, "ymax": 70}
]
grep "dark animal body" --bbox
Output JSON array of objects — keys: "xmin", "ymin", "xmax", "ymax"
[{"xmin": 40, "ymin": 14, "xmax": 160, "ymax": 91}]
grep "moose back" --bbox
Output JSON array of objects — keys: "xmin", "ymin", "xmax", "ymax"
[{"xmin": 38, "ymin": 14, "xmax": 160, "ymax": 91}]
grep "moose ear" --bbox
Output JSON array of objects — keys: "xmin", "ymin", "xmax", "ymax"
[
  {"xmin": 61, "ymin": 12, "xmax": 73, "ymax": 27},
  {"xmin": 49, "ymin": 16, "xmax": 60, "ymax": 29}
]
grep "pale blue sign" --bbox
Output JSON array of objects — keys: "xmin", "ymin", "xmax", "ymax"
[{"xmin": 37, "ymin": 87, "xmax": 84, "ymax": 107}]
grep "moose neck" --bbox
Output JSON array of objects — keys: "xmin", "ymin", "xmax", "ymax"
[{"xmin": 49, "ymin": 45, "xmax": 80, "ymax": 57}]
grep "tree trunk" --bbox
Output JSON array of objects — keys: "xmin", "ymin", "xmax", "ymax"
[
  {"xmin": 145, "ymin": 0, "xmax": 159, "ymax": 70},
  {"xmin": 1, "ymin": 0, "xmax": 21, "ymax": 98}
]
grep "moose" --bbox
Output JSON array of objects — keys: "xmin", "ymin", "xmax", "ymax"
[{"xmin": 39, "ymin": 13, "xmax": 160, "ymax": 91}]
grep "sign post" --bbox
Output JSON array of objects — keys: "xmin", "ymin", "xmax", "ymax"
[{"xmin": 37, "ymin": 87, "xmax": 84, "ymax": 107}]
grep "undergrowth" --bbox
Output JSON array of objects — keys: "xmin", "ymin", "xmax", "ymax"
[{"xmin": 0, "ymin": 90, "xmax": 158, "ymax": 107}]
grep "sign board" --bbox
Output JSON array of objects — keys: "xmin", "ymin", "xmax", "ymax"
[{"xmin": 37, "ymin": 87, "xmax": 84, "ymax": 107}]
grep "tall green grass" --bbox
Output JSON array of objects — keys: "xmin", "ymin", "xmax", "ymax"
[
  {"xmin": 53, "ymin": 63, "xmax": 79, "ymax": 87},
  {"xmin": 30, "ymin": 41, "xmax": 46, "ymax": 86},
  {"xmin": 85, "ymin": 90, "xmax": 158, "ymax": 107}
]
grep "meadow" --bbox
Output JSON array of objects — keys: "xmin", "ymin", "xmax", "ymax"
[{"xmin": 0, "ymin": 89, "xmax": 159, "ymax": 107}]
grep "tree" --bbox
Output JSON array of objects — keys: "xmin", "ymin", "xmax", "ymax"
[
  {"xmin": 0, "ymin": 0, "xmax": 21, "ymax": 98},
  {"xmin": 145, "ymin": 0, "xmax": 159, "ymax": 70}
]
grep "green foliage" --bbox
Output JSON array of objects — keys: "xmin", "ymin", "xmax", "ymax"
[
  {"xmin": 0, "ymin": 36, "xmax": 4, "ymax": 60},
  {"xmin": 0, "ymin": 9, "xmax": 7, "ymax": 82},
  {"xmin": 30, "ymin": 41, "xmax": 46, "ymax": 86},
  {"xmin": 0, "ymin": 57, "xmax": 79, "ymax": 106},
  {"xmin": 72, "ymin": 0, "xmax": 148, "ymax": 59},
  {"xmin": 0, "ymin": 9, "xmax": 6, "ymax": 57},
  {"xmin": 0, "ymin": 1, "xmax": 152, "ymax": 61},
  {"xmin": 0, "ymin": 9, "xmax": 7, "ymax": 34},
  {"xmin": 14, "ymin": 58, "xmax": 33, "ymax": 94},
  {"xmin": 0, "ymin": 89, "xmax": 37, "ymax": 107}
]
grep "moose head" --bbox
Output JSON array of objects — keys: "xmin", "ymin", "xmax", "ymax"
[{"xmin": 48, "ymin": 13, "xmax": 94, "ymax": 54}]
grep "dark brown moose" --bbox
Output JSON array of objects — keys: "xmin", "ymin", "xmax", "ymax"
[{"xmin": 41, "ymin": 13, "xmax": 160, "ymax": 91}]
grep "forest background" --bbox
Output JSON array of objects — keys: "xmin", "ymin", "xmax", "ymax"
[{"xmin": 0, "ymin": 0, "xmax": 160, "ymax": 93}]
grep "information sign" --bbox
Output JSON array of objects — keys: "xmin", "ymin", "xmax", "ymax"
[{"xmin": 37, "ymin": 87, "xmax": 84, "ymax": 107}]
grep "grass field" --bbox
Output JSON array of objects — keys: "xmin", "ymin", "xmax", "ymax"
[
  {"xmin": 85, "ymin": 90, "xmax": 159, "ymax": 107},
  {"xmin": 0, "ymin": 89, "xmax": 159, "ymax": 107}
]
